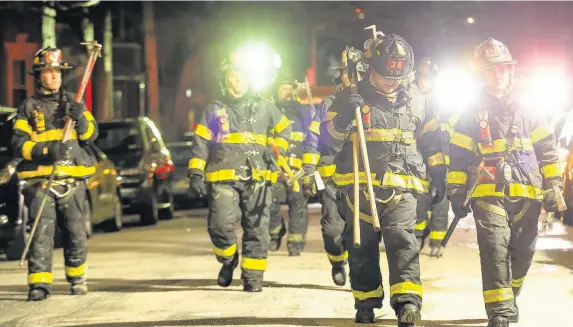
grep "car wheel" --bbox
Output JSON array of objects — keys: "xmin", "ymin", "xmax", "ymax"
[
  {"xmin": 102, "ymin": 194, "xmax": 123, "ymax": 232},
  {"xmin": 5, "ymin": 204, "xmax": 28, "ymax": 261},
  {"xmin": 140, "ymin": 192, "xmax": 159, "ymax": 226},
  {"xmin": 159, "ymin": 189, "xmax": 175, "ymax": 220}
]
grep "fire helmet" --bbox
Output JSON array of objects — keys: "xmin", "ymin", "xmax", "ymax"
[
  {"xmin": 29, "ymin": 47, "xmax": 72, "ymax": 75},
  {"xmin": 473, "ymin": 38, "xmax": 517, "ymax": 72},
  {"xmin": 365, "ymin": 34, "xmax": 414, "ymax": 80},
  {"xmin": 416, "ymin": 57, "xmax": 439, "ymax": 78}
]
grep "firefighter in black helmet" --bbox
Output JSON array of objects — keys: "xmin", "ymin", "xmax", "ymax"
[
  {"xmin": 12, "ymin": 47, "xmax": 98, "ymax": 301},
  {"xmin": 447, "ymin": 38, "xmax": 564, "ymax": 327},
  {"xmin": 301, "ymin": 47, "xmax": 366, "ymax": 286},
  {"xmin": 268, "ymin": 77, "xmax": 313, "ymax": 256},
  {"xmin": 188, "ymin": 49, "xmax": 291, "ymax": 292},
  {"xmin": 413, "ymin": 57, "xmax": 451, "ymax": 256},
  {"xmin": 322, "ymin": 34, "xmax": 446, "ymax": 325}
]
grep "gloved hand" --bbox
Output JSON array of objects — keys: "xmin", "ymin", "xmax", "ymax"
[
  {"xmin": 302, "ymin": 178, "xmax": 316, "ymax": 197},
  {"xmin": 189, "ymin": 174, "xmax": 207, "ymax": 197},
  {"xmin": 543, "ymin": 186, "xmax": 563, "ymax": 212},
  {"xmin": 67, "ymin": 101, "xmax": 85, "ymax": 121},
  {"xmin": 429, "ymin": 173, "xmax": 446, "ymax": 205},
  {"xmin": 335, "ymin": 94, "xmax": 365, "ymax": 129},
  {"xmin": 49, "ymin": 142, "xmax": 71, "ymax": 162},
  {"xmin": 450, "ymin": 194, "xmax": 471, "ymax": 218}
]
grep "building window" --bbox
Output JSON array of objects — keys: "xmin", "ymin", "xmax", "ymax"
[{"xmin": 13, "ymin": 60, "xmax": 26, "ymax": 87}]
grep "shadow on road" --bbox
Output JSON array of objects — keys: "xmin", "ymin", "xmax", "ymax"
[
  {"xmin": 0, "ymin": 278, "xmax": 349, "ymax": 296},
  {"xmin": 55, "ymin": 317, "xmax": 488, "ymax": 327}
]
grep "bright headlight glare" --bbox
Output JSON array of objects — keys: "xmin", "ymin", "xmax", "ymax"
[
  {"xmin": 234, "ymin": 41, "xmax": 280, "ymax": 91},
  {"xmin": 435, "ymin": 68, "xmax": 478, "ymax": 113},
  {"xmin": 520, "ymin": 69, "xmax": 570, "ymax": 110}
]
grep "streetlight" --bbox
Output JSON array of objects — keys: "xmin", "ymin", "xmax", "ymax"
[{"xmin": 466, "ymin": 17, "xmax": 475, "ymax": 24}]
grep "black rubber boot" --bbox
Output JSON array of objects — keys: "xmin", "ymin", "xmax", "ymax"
[
  {"xmin": 355, "ymin": 308, "xmax": 375, "ymax": 324},
  {"xmin": 287, "ymin": 242, "xmax": 302, "ymax": 256},
  {"xmin": 71, "ymin": 282, "xmax": 88, "ymax": 295},
  {"xmin": 217, "ymin": 252, "xmax": 238, "ymax": 287},
  {"xmin": 397, "ymin": 302, "xmax": 421, "ymax": 327},
  {"xmin": 243, "ymin": 279, "xmax": 263, "ymax": 292},
  {"xmin": 509, "ymin": 301, "xmax": 519, "ymax": 323},
  {"xmin": 269, "ymin": 237, "xmax": 282, "ymax": 252},
  {"xmin": 27, "ymin": 288, "xmax": 49, "ymax": 301},
  {"xmin": 488, "ymin": 316, "xmax": 509, "ymax": 327},
  {"xmin": 331, "ymin": 266, "xmax": 346, "ymax": 286}
]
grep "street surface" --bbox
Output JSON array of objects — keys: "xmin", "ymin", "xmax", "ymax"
[{"xmin": 0, "ymin": 204, "xmax": 572, "ymax": 327}]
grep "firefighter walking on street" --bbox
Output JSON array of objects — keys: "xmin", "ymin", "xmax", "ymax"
[
  {"xmin": 413, "ymin": 57, "xmax": 452, "ymax": 256},
  {"xmin": 323, "ymin": 34, "xmax": 446, "ymax": 325},
  {"xmin": 268, "ymin": 80, "xmax": 312, "ymax": 256},
  {"xmin": 188, "ymin": 49, "xmax": 291, "ymax": 292},
  {"xmin": 12, "ymin": 47, "xmax": 99, "ymax": 301},
  {"xmin": 302, "ymin": 48, "xmax": 366, "ymax": 285},
  {"xmin": 447, "ymin": 38, "xmax": 564, "ymax": 327}
]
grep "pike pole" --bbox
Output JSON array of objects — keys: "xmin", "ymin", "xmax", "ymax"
[{"xmin": 20, "ymin": 41, "xmax": 103, "ymax": 266}]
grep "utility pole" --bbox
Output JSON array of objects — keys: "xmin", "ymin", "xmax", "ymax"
[
  {"xmin": 41, "ymin": 4, "xmax": 56, "ymax": 48},
  {"xmin": 143, "ymin": 1, "xmax": 160, "ymax": 123},
  {"xmin": 92, "ymin": 8, "xmax": 113, "ymax": 121}
]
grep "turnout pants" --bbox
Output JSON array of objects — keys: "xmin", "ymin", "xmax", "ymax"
[
  {"xmin": 339, "ymin": 188, "xmax": 422, "ymax": 312},
  {"xmin": 25, "ymin": 181, "xmax": 88, "ymax": 293},
  {"xmin": 269, "ymin": 182, "xmax": 309, "ymax": 251},
  {"xmin": 320, "ymin": 183, "xmax": 347, "ymax": 267},
  {"xmin": 415, "ymin": 194, "xmax": 449, "ymax": 247},
  {"xmin": 471, "ymin": 197, "xmax": 541, "ymax": 318},
  {"xmin": 207, "ymin": 181, "xmax": 271, "ymax": 281}
]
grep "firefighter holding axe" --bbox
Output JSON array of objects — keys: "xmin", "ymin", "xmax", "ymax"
[
  {"xmin": 321, "ymin": 34, "xmax": 447, "ymax": 326},
  {"xmin": 11, "ymin": 44, "xmax": 101, "ymax": 301}
]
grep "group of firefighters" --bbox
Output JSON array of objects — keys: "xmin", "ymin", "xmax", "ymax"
[{"xmin": 8, "ymin": 25, "xmax": 564, "ymax": 327}]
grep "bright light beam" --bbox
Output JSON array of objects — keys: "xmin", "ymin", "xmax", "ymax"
[
  {"xmin": 520, "ymin": 68, "xmax": 570, "ymax": 112},
  {"xmin": 234, "ymin": 41, "xmax": 281, "ymax": 92},
  {"xmin": 434, "ymin": 68, "xmax": 478, "ymax": 114}
]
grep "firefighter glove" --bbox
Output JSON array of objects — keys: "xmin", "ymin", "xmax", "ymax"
[
  {"xmin": 49, "ymin": 141, "xmax": 71, "ymax": 162},
  {"xmin": 335, "ymin": 94, "xmax": 364, "ymax": 129},
  {"xmin": 302, "ymin": 179, "xmax": 316, "ymax": 197},
  {"xmin": 430, "ymin": 173, "xmax": 446, "ymax": 204},
  {"xmin": 68, "ymin": 101, "xmax": 85, "ymax": 121},
  {"xmin": 189, "ymin": 174, "xmax": 207, "ymax": 197},
  {"xmin": 450, "ymin": 194, "xmax": 471, "ymax": 218},
  {"xmin": 543, "ymin": 186, "xmax": 562, "ymax": 213}
]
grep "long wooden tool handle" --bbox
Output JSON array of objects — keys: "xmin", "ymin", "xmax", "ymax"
[
  {"xmin": 76, "ymin": 41, "xmax": 102, "ymax": 102},
  {"xmin": 352, "ymin": 132, "xmax": 361, "ymax": 248},
  {"xmin": 354, "ymin": 106, "xmax": 380, "ymax": 231}
]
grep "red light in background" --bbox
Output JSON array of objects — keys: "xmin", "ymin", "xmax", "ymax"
[{"xmin": 355, "ymin": 8, "xmax": 362, "ymax": 14}]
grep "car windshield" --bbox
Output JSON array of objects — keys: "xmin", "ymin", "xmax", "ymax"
[
  {"xmin": 95, "ymin": 123, "xmax": 144, "ymax": 153},
  {"xmin": 0, "ymin": 115, "xmax": 14, "ymax": 167},
  {"xmin": 168, "ymin": 145, "xmax": 193, "ymax": 166}
]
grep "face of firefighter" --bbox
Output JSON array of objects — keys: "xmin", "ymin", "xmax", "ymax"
[
  {"xmin": 369, "ymin": 68, "xmax": 401, "ymax": 94},
  {"xmin": 277, "ymin": 84, "xmax": 294, "ymax": 101},
  {"xmin": 225, "ymin": 70, "xmax": 248, "ymax": 98},
  {"xmin": 417, "ymin": 75, "xmax": 435, "ymax": 93},
  {"xmin": 482, "ymin": 63, "xmax": 513, "ymax": 97},
  {"xmin": 40, "ymin": 68, "xmax": 62, "ymax": 92}
]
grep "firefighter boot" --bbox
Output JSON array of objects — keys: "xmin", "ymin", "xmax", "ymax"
[
  {"xmin": 429, "ymin": 246, "xmax": 439, "ymax": 257},
  {"xmin": 355, "ymin": 308, "xmax": 375, "ymax": 324},
  {"xmin": 269, "ymin": 236, "xmax": 283, "ymax": 252},
  {"xmin": 397, "ymin": 302, "xmax": 421, "ymax": 327},
  {"xmin": 287, "ymin": 242, "xmax": 303, "ymax": 256},
  {"xmin": 27, "ymin": 288, "xmax": 49, "ymax": 301},
  {"xmin": 509, "ymin": 300, "xmax": 519, "ymax": 323},
  {"xmin": 217, "ymin": 252, "xmax": 239, "ymax": 287},
  {"xmin": 487, "ymin": 316, "xmax": 509, "ymax": 327},
  {"xmin": 243, "ymin": 279, "xmax": 263, "ymax": 292},
  {"xmin": 71, "ymin": 282, "xmax": 88, "ymax": 295},
  {"xmin": 331, "ymin": 266, "xmax": 346, "ymax": 286}
]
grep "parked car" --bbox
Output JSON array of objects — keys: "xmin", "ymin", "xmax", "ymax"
[
  {"xmin": 166, "ymin": 140, "xmax": 207, "ymax": 208},
  {"xmin": 0, "ymin": 109, "xmax": 123, "ymax": 260},
  {"xmin": 95, "ymin": 117, "xmax": 175, "ymax": 225}
]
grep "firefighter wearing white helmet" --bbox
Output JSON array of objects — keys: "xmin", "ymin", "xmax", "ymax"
[
  {"xmin": 321, "ymin": 34, "xmax": 446, "ymax": 325},
  {"xmin": 447, "ymin": 38, "xmax": 564, "ymax": 327},
  {"xmin": 188, "ymin": 49, "xmax": 291, "ymax": 292},
  {"xmin": 301, "ymin": 47, "xmax": 367, "ymax": 287}
]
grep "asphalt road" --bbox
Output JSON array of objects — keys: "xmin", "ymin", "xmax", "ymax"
[{"xmin": 0, "ymin": 204, "xmax": 572, "ymax": 327}]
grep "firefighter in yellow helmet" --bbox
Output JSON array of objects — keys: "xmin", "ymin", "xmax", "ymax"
[
  {"xmin": 12, "ymin": 47, "xmax": 98, "ymax": 301},
  {"xmin": 447, "ymin": 38, "xmax": 564, "ymax": 327},
  {"xmin": 322, "ymin": 34, "xmax": 446, "ymax": 325},
  {"xmin": 187, "ymin": 49, "xmax": 291, "ymax": 292}
]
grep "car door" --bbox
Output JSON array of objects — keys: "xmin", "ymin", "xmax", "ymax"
[{"xmin": 85, "ymin": 145, "xmax": 114, "ymax": 224}]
